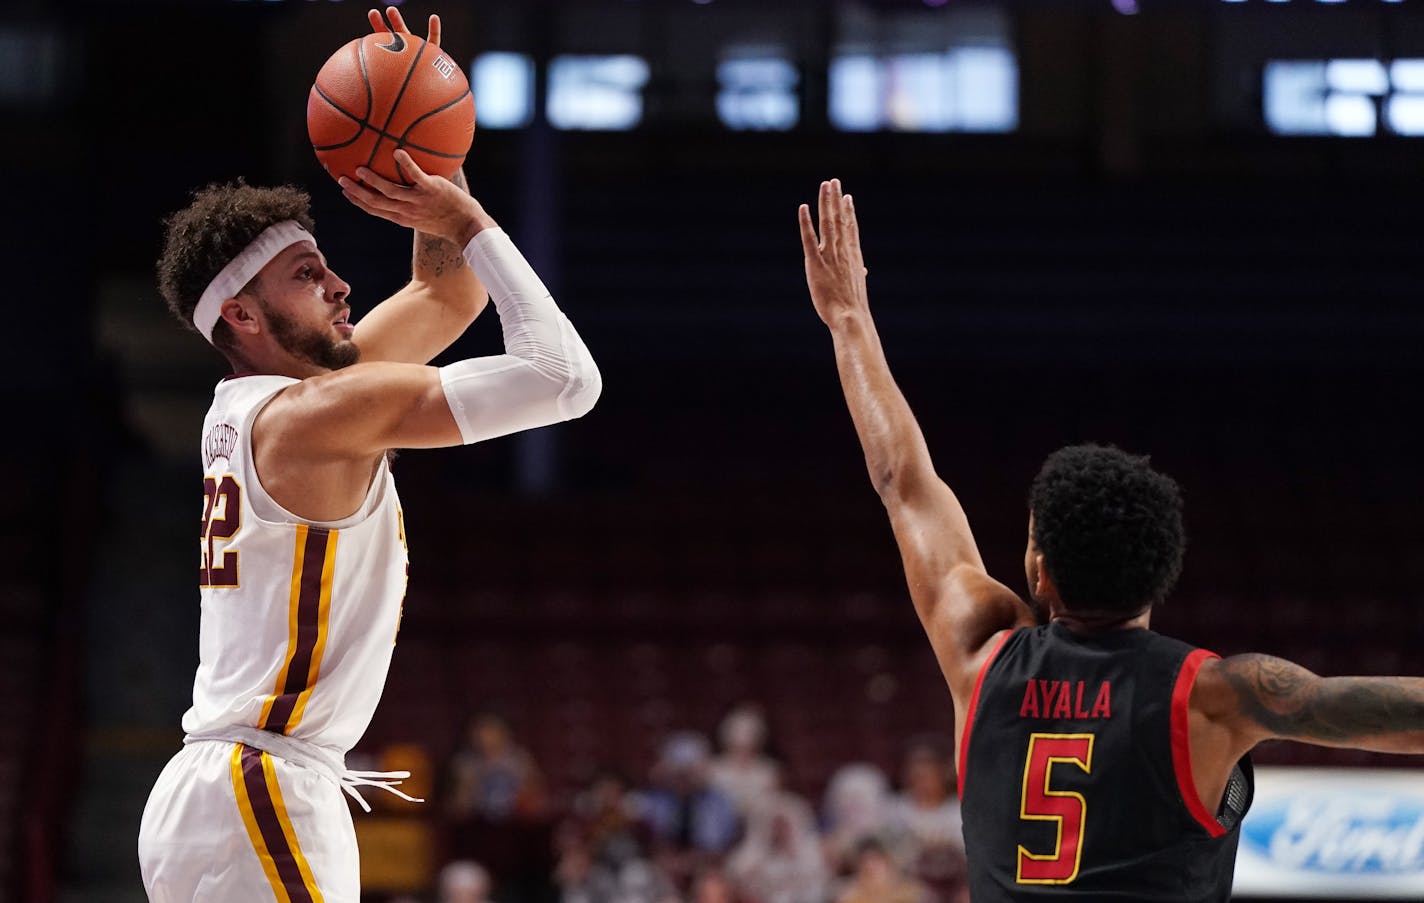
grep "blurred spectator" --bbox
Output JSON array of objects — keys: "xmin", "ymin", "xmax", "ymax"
[
  {"xmin": 556, "ymin": 837, "xmax": 680, "ymax": 903},
  {"xmin": 725, "ymin": 791, "xmax": 827, "ymax": 903},
  {"xmin": 447, "ymin": 714, "xmax": 547, "ymax": 822},
  {"xmin": 563, "ymin": 770, "xmax": 653, "ymax": 869},
  {"xmin": 709, "ymin": 704, "xmax": 778, "ymax": 816},
  {"xmin": 446, "ymin": 717, "xmax": 556, "ymax": 903},
  {"xmin": 884, "ymin": 742, "xmax": 966, "ymax": 902},
  {"xmin": 820, "ymin": 764, "xmax": 891, "ymax": 875},
  {"xmin": 440, "ymin": 860, "xmax": 497, "ymax": 903},
  {"xmin": 690, "ymin": 867, "xmax": 739, "ymax": 903},
  {"xmin": 836, "ymin": 839, "xmax": 933, "ymax": 903},
  {"xmin": 555, "ymin": 839, "xmax": 614, "ymax": 903},
  {"xmin": 634, "ymin": 731, "xmax": 741, "ymax": 883}
]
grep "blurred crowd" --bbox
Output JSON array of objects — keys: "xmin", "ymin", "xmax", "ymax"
[{"xmin": 362, "ymin": 705, "xmax": 968, "ymax": 903}]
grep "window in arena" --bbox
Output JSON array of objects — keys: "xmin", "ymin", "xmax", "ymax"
[
  {"xmin": 470, "ymin": 53, "xmax": 535, "ymax": 130},
  {"xmin": 826, "ymin": 3, "xmax": 1016, "ymax": 135},
  {"xmin": 1264, "ymin": 57, "xmax": 1424, "ymax": 136},
  {"xmin": 717, "ymin": 54, "xmax": 799, "ymax": 131},
  {"xmin": 547, "ymin": 55, "xmax": 650, "ymax": 131},
  {"xmin": 828, "ymin": 46, "xmax": 1017, "ymax": 133},
  {"xmin": 1388, "ymin": 60, "xmax": 1424, "ymax": 135}
]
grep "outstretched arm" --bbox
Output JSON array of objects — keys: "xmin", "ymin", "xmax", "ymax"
[
  {"xmin": 343, "ymin": 8, "xmax": 490, "ymax": 365},
  {"xmin": 1202, "ymin": 654, "xmax": 1424, "ymax": 755},
  {"xmin": 799, "ymin": 180, "xmax": 1032, "ymax": 700},
  {"xmin": 261, "ymin": 159, "xmax": 600, "ymax": 458}
]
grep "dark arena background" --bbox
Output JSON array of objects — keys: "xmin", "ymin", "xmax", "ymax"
[{"xmin": 5, "ymin": 0, "xmax": 1424, "ymax": 901}]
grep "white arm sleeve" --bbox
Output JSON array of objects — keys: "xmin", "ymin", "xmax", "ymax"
[{"xmin": 437, "ymin": 228, "xmax": 601, "ymax": 445}]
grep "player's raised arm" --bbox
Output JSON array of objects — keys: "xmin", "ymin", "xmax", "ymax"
[
  {"xmin": 1194, "ymin": 653, "xmax": 1424, "ymax": 756},
  {"xmin": 261, "ymin": 161, "xmax": 601, "ymax": 458},
  {"xmin": 799, "ymin": 180, "xmax": 1033, "ymax": 693},
  {"xmin": 341, "ymin": 10, "xmax": 490, "ymax": 366},
  {"xmin": 345, "ymin": 164, "xmax": 490, "ymax": 365}
]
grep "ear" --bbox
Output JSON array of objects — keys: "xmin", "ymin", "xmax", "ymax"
[
  {"xmin": 1032, "ymin": 552, "xmax": 1060, "ymax": 603},
  {"xmin": 219, "ymin": 296, "xmax": 261, "ymax": 336}
]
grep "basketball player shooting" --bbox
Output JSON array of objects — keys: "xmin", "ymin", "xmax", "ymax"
[
  {"xmin": 137, "ymin": 10, "xmax": 600, "ymax": 901},
  {"xmin": 799, "ymin": 179, "xmax": 1424, "ymax": 901}
]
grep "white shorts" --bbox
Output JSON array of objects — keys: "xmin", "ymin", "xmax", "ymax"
[{"xmin": 138, "ymin": 740, "xmax": 359, "ymax": 903}]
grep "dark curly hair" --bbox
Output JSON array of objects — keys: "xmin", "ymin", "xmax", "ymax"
[
  {"xmin": 157, "ymin": 180, "xmax": 315, "ymax": 353},
  {"xmin": 1029, "ymin": 444, "xmax": 1184, "ymax": 615}
]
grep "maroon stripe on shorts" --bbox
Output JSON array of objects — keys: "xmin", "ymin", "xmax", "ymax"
[
  {"xmin": 263, "ymin": 527, "xmax": 330, "ymax": 734},
  {"xmin": 239, "ymin": 745, "xmax": 316, "ymax": 903}
]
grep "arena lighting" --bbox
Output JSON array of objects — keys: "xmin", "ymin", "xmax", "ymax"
[
  {"xmin": 1111, "ymin": 0, "xmax": 1140, "ymax": 14},
  {"xmin": 717, "ymin": 55, "xmax": 799, "ymax": 131},
  {"xmin": 1326, "ymin": 59, "xmax": 1388, "ymax": 94},
  {"xmin": 829, "ymin": 47, "xmax": 1018, "ymax": 133},
  {"xmin": 1387, "ymin": 95, "xmax": 1424, "ymax": 135},
  {"xmin": 1390, "ymin": 59, "xmax": 1424, "ymax": 92},
  {"xmin": 546, "ymin": 55, "xmax": 650, "ymax": 131},
  {"xmin": 470, "ymin": 53, "xmax": 535, "ymax": 130},
  {"xmin": 1265, "ymin": 57, "xmax": 1424, "ymax": 136}
]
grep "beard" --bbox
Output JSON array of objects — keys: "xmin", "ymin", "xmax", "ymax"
[{"xmin": 261, "ymin": 299, "xmax": 360, "ymax": 371}]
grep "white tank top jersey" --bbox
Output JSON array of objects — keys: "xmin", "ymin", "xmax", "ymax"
[{"xmin": 183, "ymin": 373, "xmax": 408, "ymax": 757}]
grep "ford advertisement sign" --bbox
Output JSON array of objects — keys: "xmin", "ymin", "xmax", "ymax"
[{"xmin": 1234, "ymin": 767, "xmax": 1424, "ymax": 898}]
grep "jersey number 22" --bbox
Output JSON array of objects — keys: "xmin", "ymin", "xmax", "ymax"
[{"xmin": 200, "ymin": 475, "xmax": 242, "ymax": 587}]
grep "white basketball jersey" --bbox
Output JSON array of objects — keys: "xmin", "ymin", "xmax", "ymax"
[{"xmin": 182, "ymin": 374, "xmax": 409, "ymax": 756}]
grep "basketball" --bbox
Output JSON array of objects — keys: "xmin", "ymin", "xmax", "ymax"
[{"xmin": 307, "ymin": 31, "xmax": 475, "ymax": 185}]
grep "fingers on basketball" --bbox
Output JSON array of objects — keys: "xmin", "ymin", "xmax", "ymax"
[{"xmin": 393, "ymin": 149, "xmax": 433, "ymax": 188}]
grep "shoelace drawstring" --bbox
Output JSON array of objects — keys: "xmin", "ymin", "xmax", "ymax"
[{"xmin": 339, "ymin": 769, "xmax": 425, "ymax": 813}]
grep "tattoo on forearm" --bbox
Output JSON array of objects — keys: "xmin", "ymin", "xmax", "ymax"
[
  {"xmin": 413, "ymin": 168, "xmax": 470, "ymax": 277},
  {"xmin": 1221, "ymin": 654, "xmax": 1424, "ymax": 742},
  {"xmin": 416, "ymin": 232, "xmax": 466, "ymax": 277}
]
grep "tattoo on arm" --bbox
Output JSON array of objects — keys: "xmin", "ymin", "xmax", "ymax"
[
  {"xmin": 412, "ymin": 167, "xmax": 471, "ymax": 278},
  {"xmin": 416, "ymin": 232, "xmax": 466, "ymax": 277},
  {"xmin": 1220, "ymin": 654, "xmax": 1424, "ymax": 744}
]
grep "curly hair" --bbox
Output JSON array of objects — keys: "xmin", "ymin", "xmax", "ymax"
[
  {"xmin": 156, "ymin": 180, "xmax": 315, "ymax": 352},
  {"xmin": 1029, "ymin": 444, "xmax": 1185, "ymax": 615}
]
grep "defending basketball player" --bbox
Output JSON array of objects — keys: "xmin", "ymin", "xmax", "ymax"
[
  {"xmin": 136, "ymin": 11, "xmax": 600, "ymax": 902},
  {"xmin": 800, "ymin": 179, "xmax": 1424, "ymax": 901}
]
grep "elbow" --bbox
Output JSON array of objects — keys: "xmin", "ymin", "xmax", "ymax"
[
  {"xmin": 869, "ymin": 463, "xmax": 905, "ymax": 503},
  {"xmin": 558, "ymin": 357, "xmax": 602, "ymax": 421}
]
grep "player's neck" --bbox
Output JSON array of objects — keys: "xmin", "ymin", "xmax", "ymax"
[
  {"xmin": 228, "ymin": 346, "xmax": 328, "ymax": 381},
  {"xmin": 1050, "ymin": 605, "xmax": 1152, "ymax": 634}
]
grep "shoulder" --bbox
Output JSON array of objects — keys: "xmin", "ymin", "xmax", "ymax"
[
  {"xmin": 931, "ymin": 568, "xmax": 1036, "ymax": 689},
  {"xmin": 212, "ymin": 373, "xmax": 299, "ymax": 412},
  {"xmin": 1191, "ymin": 653, "xmax": 1270, "ymax": 720},
  {"xmin": 256, "ymin": 363, "xmax": 394, "ymax": 416}
]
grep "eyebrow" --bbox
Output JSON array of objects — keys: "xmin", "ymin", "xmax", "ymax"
[{"xmin": 289, "ymin": 251, "xmax": 326, "ymax": 269}]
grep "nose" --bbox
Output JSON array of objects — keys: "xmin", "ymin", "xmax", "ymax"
[{"xmin": 327, "ymin": 271, "xmax": 351, "ymax": 305}]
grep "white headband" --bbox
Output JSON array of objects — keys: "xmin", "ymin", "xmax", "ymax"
[{"xmin": 194, "ymin": 220, "xmax": 315, "ymax": 343}]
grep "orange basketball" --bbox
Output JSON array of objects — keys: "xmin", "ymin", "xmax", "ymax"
[{"xmin": 307, "ymin": 32, "xmax": 475, "ymax": 185}]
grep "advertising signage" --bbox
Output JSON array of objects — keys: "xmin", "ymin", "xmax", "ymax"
[{"xmin": 1234, "ymin": 766, "xmax": 1424, "ymax": 898}]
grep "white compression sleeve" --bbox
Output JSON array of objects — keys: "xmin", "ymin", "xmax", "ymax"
[{"xmin": 438, "ymin": 228, "xmax": 601, "ymax": 445}]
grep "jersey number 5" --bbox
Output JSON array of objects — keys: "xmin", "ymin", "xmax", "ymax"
[
  {"xmin": 1017, "ymin": 732, "xmax": 1094, "ymax": 885},
  {"xmin": 201, "ymin": 475, "xmax": 242, "ymax": 587}
]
